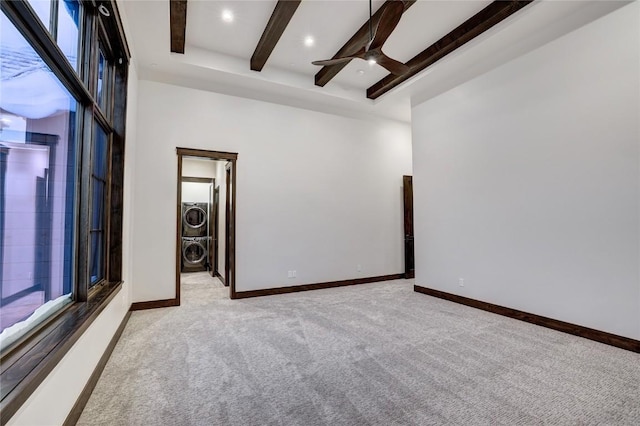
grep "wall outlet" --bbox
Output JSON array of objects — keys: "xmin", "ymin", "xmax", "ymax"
[
  {"xmin": 287, "ymin": 271, "xmax": 293, "ymax": 278},
  {"xmin": 357, "ymin": 264, "xmax": 362, "ymax": 272},
  {"xmin": 292, "ymin": 270, "xmax": 297, "ymax": 278},
  {"xmin": 459, "ymin": 278, "xmax": 464, "ymax": 287}
]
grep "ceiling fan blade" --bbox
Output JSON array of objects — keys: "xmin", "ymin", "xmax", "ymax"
[
  {"xmin": 368, "ymin": 1, "xmax": 405, "ymax": 51},
  {"xmin": 376, "ymin": 53, "xmax": 409, "ymax": 76},
  {"xmin": 312, "ymin": 56, "xmax": 355, "ymax": 67}
]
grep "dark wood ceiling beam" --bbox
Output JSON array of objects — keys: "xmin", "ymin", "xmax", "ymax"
[
  {"xmin": 315, "ymin": 0, "xmax": 416, "ymax": 87},
  {"xmin": 170, "ymin": 0, "xmax": 187, "ymax": 54},
  {"xmin": 366, "ymin": 0, "xmax": 534, "ymax": 99},
  {"xmin": 251, "ymin": 0, "xmax": 302, "ymax": 72}
]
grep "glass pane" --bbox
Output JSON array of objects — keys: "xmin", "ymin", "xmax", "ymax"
[
  {"xmin": 26, "ymin": 0, "xmax": 52, "ymax": 32},
  {"xmin": 91, "ymin": 179, "xmax": 105, "ymax": 229},
  {"xmin": 0, "ymin": 12, "xmax": 77, "ymax": 348},
  {"xmin": 57, "ymin": 0, "xmax": 80, "ymax": 71},
  {"xmin": 89, "ymin": 231, "xmax": 103, "ymax": 285},
  {"xmin": 97, "ymin": 49, "xmax": 105, "ymax": 107},
  {"xmin": 89, "ymin": 123, "xmax": 108, "ymax": 286},
  {"xmin": 94, "ymin": 123, "xmax": 108, "ymax": 179}
]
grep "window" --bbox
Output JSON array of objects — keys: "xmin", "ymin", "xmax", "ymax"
[
  {"xmin": 90, "ymin": 123, "xmax": 108, "ymax": 286},
  {"xmin": 26, "ymin": 0, "xmax": 81, "ymax": 71},
  {"xmin": 0, "ymin": 0, "xmax": 130, "ymax": 421},
  {"xmin": 0, "ymin": 7, "xmax": 77, "ymax": 348}
]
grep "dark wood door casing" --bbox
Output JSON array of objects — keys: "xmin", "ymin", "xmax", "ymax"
[
  {"xmin": 212, "ymin": 186, "xmax": 220, "ymax": 276},
  {"xmin": 166, "ymin": 148, "xmax": 238, "ymax": 308},
  {"xmin": 224, "ymin": 162, "xmax": 232, "ymax": 290}
]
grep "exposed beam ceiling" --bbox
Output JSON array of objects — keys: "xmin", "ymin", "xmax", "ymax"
[
  {"xmin": 314, "ymin": 0, "xmax": 416, "ymax": 88},
  {"xmin": 367, "ymin": 0, "xmax": 534, "ymax": 99},
  {"xmin": 251, "ymin": 0, "xmax": 302, "ymax": 72},
  {"xmin": 169, "ymin": 0, "xmax": 187, "ymax": 54}
]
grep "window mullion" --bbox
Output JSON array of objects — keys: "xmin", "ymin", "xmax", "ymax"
[
  {"xmin": 49, "ymin": 0, "xmax": 58, "ymax": 40},
  {"xmin": 104, "ymin": 133, "xmax": 113, "ymax": 281},
  {"xmin": 76, "ymin": 107, "xmax": 94, "ymax": 302}
]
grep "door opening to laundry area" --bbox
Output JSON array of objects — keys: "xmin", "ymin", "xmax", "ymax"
[{"xmin": 176, "ymin": 148, "xmax": 237, "ymax": 302}]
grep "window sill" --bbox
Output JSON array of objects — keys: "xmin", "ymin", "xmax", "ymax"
[{"xmin": 0, "ymin": 281, "xmax": 123, "ymax": 424}]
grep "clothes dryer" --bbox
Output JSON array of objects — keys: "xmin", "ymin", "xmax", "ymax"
[
  {"xmin": 181, "ymin": 237, "xmax": 208, "ymax": 272},
  {"xmin": 182, "ymin": 202, "xmax": 208, "ymax": 237}
]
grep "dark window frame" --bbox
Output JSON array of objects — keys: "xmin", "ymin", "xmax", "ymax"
[{"xmin": 0, "ymin": 1, "xmax": 130, "ymax": 423}]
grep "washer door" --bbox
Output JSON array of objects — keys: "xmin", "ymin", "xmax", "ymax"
[
  {"xmin": 183, "ymin": 241, "xmax": 206, "ymax": 264},
  {"xmin": 183, "ymin": 205, "xmax": 207, "ymax": 229}
]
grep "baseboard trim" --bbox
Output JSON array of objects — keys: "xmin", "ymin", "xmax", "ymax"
[
  {"xmin": 235, "ymin": 274, "xmax": 405, "ymax": 299},
  {"xmin": 414, "ymin": 285, "xmax": 640, "ymax": 353},
  {"xmin": 130, "ymin": 298, "xmax": 179, "ymax": 311},
  {"xmin": 63, "ymin": 311, "xmax": 131, "ymax": 426}
]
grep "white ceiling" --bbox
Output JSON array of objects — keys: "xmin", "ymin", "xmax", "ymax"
[{"xmin": 119, "ymin": 0, "xmax": 629, "ymax": 123}]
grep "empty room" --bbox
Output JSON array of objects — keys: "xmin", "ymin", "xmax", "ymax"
[{"xmin": 0, "ymin": 0, "xmax": 638, "ymax": 425}]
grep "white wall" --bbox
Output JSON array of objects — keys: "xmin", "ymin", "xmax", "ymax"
[
  {"xmin": 411, "ymin": 3, "xmax": 639, "ymax": 339},
  {"xmin": 182, "ymin": 157, "xmax": 217, "ymax": 178},
  {"xmin": 182, "ymin": 182, "xmax": 210, "ymax": 203},
  {"xmin": 7, "ymin": 60, "xmax": 139, "ymax": 425},
  {"xmin": 182, "ymin": 158, "xmax": 216, "ymax": 203},
  {"xmin": 132, "ymin": 82, "xmax": 412, "ymax": 301}
]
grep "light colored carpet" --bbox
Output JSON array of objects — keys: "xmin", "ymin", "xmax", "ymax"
[
  {"xmin": 181, "ymin": 272, "xmax": 228, "ymax": 303},
  {"xmin": 181, "ymin": 271, "xmax": 225, "ymax": 288},
  {"xmin": 78, "ymin": 280, "xmax": 640, "ymax": 425}
]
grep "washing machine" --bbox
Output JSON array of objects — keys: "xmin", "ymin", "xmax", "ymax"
[
  {"xmin": 182, "ymin": 237, "xmax": 208, "ymax": 272},
  {"xmin": 182, "ymin": 202, "xmax": 208, "ymax": 237}
]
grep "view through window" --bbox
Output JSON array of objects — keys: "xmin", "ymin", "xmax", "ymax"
[{"xmin": 0, "ymin": 7, "xmax": 78, "ymax": 348}]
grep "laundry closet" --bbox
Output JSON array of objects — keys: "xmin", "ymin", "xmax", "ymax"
[{"xmin": 180, "ymin": 157, "xmax": 227, "ymax": 285}]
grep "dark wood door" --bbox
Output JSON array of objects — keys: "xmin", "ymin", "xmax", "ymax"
[
  {"xmin": 211, "ymin": 185, "xmax": 220, "ymax": 277},
  {"xmin": 208, "ymin": 183, "xmax": 215, "ymax": 277},
  {"xmin": 403, "ymin": 175, "xmax": 415, "ymax": 279}
]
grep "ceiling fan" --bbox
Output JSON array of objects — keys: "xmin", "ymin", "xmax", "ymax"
[{"xmin": 312, "ymin": 0, "xmax": 410, "ymax": 76}]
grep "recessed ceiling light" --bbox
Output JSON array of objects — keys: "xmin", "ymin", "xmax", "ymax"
[
  {"xmin": 356, "ymin": 69, "xmax": 365, "ymax": 75},
  {"xmin": 221, "ymin": 9, "xmax": 234, "ymax": 23},
  {"xmin": 303, "ymin": 35, "xmax": 315, "ymax": 48}
]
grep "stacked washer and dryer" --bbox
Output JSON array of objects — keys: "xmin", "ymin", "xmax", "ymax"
[{"xmin": 181, "ymin": 202, "xmax": 210, "ymax": 272}]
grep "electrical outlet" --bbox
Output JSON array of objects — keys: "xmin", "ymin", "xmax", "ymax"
[
  {"xmin": 292, "ymin": 270, "xmax": 297, "ymax": 278},
  {"xmin": 459, "ymin": 278, "xmax": 464, "ymax": 287},
  {"xmin": 287, "ymin": 271, "xmax": 293, "ymax": 278}
]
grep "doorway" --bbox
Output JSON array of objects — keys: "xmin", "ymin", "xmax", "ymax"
[
  {"xmin": 176, "ymin": 148, "xmax": 237, "ymax": 302},
  {"xmin": 403, "ymin": 175, "xmax": 414, "ymax": 279}
]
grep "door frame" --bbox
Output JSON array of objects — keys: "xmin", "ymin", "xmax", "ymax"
[
  {"xmin": 209, "ymin": 183, "xmax": 219, "ymax": 277},
  {"xmin": 176, "ymin": 148, "xmax": 238, "ymax": 301},
  {"xmin": 224, "ymin": 162, "xmax": 232, "ymax": 288}
]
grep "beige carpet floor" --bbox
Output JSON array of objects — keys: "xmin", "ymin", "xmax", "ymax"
[{"xmin": 78, "ymin": 280, "xmax": 640, "ymax": 425}]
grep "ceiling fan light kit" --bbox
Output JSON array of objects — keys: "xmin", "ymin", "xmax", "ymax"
[{"xmin": 312, "ymin": 0, "xmax": 409, "ymax": 76}]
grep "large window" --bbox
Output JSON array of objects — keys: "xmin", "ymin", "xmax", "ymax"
[
  {"xmin": 0, "ymin": 8, "xmax": 77, "ymax": 348},
  {"xmin": 0, "ymin": 0, "xmax": 129, "ymax": 420}
]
